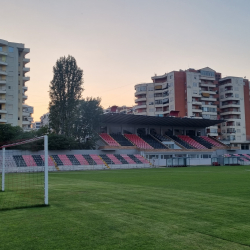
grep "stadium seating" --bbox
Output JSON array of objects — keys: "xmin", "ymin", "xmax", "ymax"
[
  {"xmin": 23, "ymin": 155, "xmax": 37, "ymax": 166},
  {"xmin": 200, "ymin": 136, "xmax": 224, "ymax": 147},
  {"xmin": 13, "ymin": 155, "xmax": 27, "ymax": 167},
  {"xmin": 51, "ymin": 155, "xmax": 64, "ymax": 166},
  {"xmin": 189, "ymin": 136, "xmax": 214, "ymax": 149},
  {"xmin": 134, "ymin": 154, "xmax": 150, "ymax": 164},
  {"xmin": 151, "ymin": 133, "xmax": 171, "ymax": 142},
  {"xmin": 100, "ymin": 154, "xmax": 114, "ymax": 164},
  {"xmin": 32, "ymin": 155, "xmax": 44, "ymax": 166},
  {"xmin": 90, "ymin": 154, "xmax": 104, "ymax": 165},
  {"xmin": 178, "ymin": 135, "xmax": 207, "ymax": 149},
  {"xmin": 99, "ymin": 133, "xmax": 120, "ymax": 146},
  {"xmin": 242, "ymin": 154, "xmax": 250, "ymax": 160},
  {"xmin": 74, "ymin": 155, "xmax": 89, "ymax": 165},
  {"xmin": 124, "ymin": 134, "xmax": 153, "ymax": 149},
  {"xmin": 58, "ymin": 155, "xmax": 72, "ymax": 166},
  {"xmin": 107, "ymin": 154, "xmax": 122, "ymax": 164},
  {"xmin": 127, "ymin": 154, "xmax": 143, "ymax": 164},
  {"xmin": 168, "ymin": 135, "xmax": 195, "ymax": 149},
  {"xmin": 110, "ymin": 134, "xmax": 134, "ymax": 146},
  {"xmin": 114, "ymin": 154, "xmax": 129, "ymax": 164},
  {"xmin": 41, "ymin": 155, "xmax": 55, "ymax": 166},
  {"xmin": 121, "ymin": 154, "xmax": 136, "ymax": 164},
  {"xmin": 66, "ymin": 155, "xmax": 80, "ymax": 165},
  {"xmin": 140, "ymin": 135, "xmax": 167, "ymax": 149},
  {"xmin": 83, "ymin": 155, "xmax": 97, "ymax": 165}
]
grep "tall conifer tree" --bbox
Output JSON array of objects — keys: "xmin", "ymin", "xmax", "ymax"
[{"xmin": 49, "ymin": 55, "xmax": 83, "ymax": 136}]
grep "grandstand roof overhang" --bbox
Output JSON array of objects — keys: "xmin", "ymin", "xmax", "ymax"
[{"xmin": 101, "ymin": 114, "xmax": 224, "ymax": 128}]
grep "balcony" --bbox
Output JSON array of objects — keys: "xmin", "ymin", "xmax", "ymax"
[
  {"xmin": 23, "ymin": 86, "xmax": 28, "ymax": 91},
  {"xmin": 0, "ymin": 69, "xmax": 7, "ymax": 76},
  {"xmin": 134, "ymin": 104, "xmax": 147, "ymax": 109},
  {"xmin": 224, "ymin": 89, "xmax": 234, "ymax": 94},
  {"xmin": 220, "ymin": 111, "xmax": 241, "ymax": 116},
  {"xmin": 155, "ymin": 103, "xmax": 163, "ymax": 107},
  {"xmin": 192, "ymin": 108, "xmax": 202, "ymax": 113},
  {"xmin": 0, "ymin": 87, "xmax": 6, "ymax": 94},
  {"xmin": 23, "ymin": 48, "xmax": 30, "ymax": 54},
  {"xmin": 23, "ymin": 58, "xmax": 30, "ymax": 64},
  {"xmin": 192, "ymin": 101, "xmax": 202, "ymax": 105},
  {"xmin": 0, "ymin": 98, "xmax": 6, "ymax": 104},
  {"xmin": 23, "ymin": 76, "xmax": 30, "ymax": 81},
  {"xmin": 0, "ymin": 59, "xmax": 7, "ymax": 66},
  {"xmin": 200, "ymin": 90, "xmax": 216, "ymax": 95},
  {"xmin": 22, "ymin": 111, "xmax": 30, "ymax": 116},
  {"xmin": 220, "ymin": 103, "xmax": 240, "ymax": 109},
  {"xmin": 0, "ymin": 51, "xmax": 7, "ymax": 56},
  {"xmin": 207, "ymin": 132, "xmax": 218, "ymax": 137},
  {"xmin": 200, "ymin": 83, "xmax": 216, "ymax": 88},
  {"xmin": 22, "ymin": 94, "xmax": 28, "ymax": 100},
  {"xmin": 23, "ymin": 67, "xmax": 30, "ymax": 72},
  {"xmin": 0, "ymin": 118, "xmax": 7, "ymax": 123},
  {"xmin": 22, "ymin": 120, "xmax": 31, "ymax": 125},
  {"xmin": 0, "ymin": 109, "xmax": 7, "ymax": 114},
  {"xmin": 135, "ymin": 97, "xmax": 146, "ymax": 103},
  {"xmin": 155, "ymin": 110, "xmax": 163, "ymax": 114},
  {"xmin": 135, "ymin": 90, "xmax": 147, "ymax": 96},
  {"xmin": 201, "ymin": 97, "xmax": 216, "ymax": 102},
  {"xmin": 0, "ymin": 80, "xmax": 6, "ymax": 85}
]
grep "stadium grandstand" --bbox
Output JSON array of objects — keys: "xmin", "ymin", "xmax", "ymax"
[{"xmin": 2, "ymin": 113, "xmax": 249, "ymax": 170}]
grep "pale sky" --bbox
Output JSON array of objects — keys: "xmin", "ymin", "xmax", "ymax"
[{"xmin": 2, "ymin": 0, "xmax": 250, "ymax": 121}]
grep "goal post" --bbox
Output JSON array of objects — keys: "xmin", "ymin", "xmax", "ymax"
[{"xmin": 0, "ymin": 135, "xmax": 49, "ymax": 210}]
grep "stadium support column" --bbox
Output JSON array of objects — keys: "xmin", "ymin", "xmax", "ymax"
[{"xmin": 107, "ymin": 126, "xmax": 109, "ymax": 134}]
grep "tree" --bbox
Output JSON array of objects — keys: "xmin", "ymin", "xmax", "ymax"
[
  {"xmin": 49, "ymin": 55, "xmax": 83, "ymax": 137},
  {"xmin": 0, "ymin": 124, "xmax": 23, "ymax": 146},
  {"xmin": 73, "ymin": 97, "xmax": 103, "ymax": 149}
]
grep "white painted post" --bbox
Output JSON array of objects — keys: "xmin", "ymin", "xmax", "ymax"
[
  {"xmin": 1, "ymin": 148, "xmax": 5, "ymax": 191},
  {"xmin": 44, "ymin": 135, "xmax": 49, "ymax": 205}
]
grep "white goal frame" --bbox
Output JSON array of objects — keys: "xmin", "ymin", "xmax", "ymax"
[{"xmin": 1, "ymin": 135, "xmax": 49, "ymax": 205}]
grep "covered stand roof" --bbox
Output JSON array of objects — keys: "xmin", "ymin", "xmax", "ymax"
[{"xmin": 101, "ymin": 114, "xmax": 224, "ymax": 128}]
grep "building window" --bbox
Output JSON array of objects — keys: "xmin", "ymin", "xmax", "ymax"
[
  {"xmin": 235, "ymin": 94, "xmax": 239, "ymax": 98},
  {"xmin": 8, "ymin": 47, "xmax": 14, "ymax": 52},
  {"xmin": 236, "ymin": 122, "xmax": 241, "ymax": 126},
  {"xmin": 237, "ymin": 129, "xmax": 241, "ymax": 133},
  {"xmin": 193, "ymin": 82, "xmax": 198, "ymax": 87}
]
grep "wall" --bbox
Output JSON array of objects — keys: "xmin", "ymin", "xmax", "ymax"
[{"xmin": 174, "ymin": 71, "xmax": 186, "ymax": 117}]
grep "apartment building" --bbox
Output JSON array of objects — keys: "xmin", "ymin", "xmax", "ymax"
[
  {"xmin": 134, "ymin": 67, "xmax": 250, "ymax": 145},
  {"xmin": 0, "ymin": 39, "xmax": 33, "ymax": 130},
  {"xmin": 40, "ymin": 112, "xmax": 50, "ymax": 127},
  {"xmin": 219, "ymin": 77, "xmax": 250, "ymax": 144},
  {"xmin": 104, "ymin": 105, "xmax": 134, "ymax": 114}
]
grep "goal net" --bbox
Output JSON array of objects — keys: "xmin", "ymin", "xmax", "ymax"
[{"xmin": 0, "ymin": 135, "xmax": 48, "ymax": 210}]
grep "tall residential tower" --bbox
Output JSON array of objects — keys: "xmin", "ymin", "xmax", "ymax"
[{"xmin": 0, "ymin": 39, "xmax": 33, "ymax": 130}]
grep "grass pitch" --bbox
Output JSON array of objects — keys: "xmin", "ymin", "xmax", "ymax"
[{"xmin": 1, "ymin": 166, "xmax": 250, "ymax": 250}]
